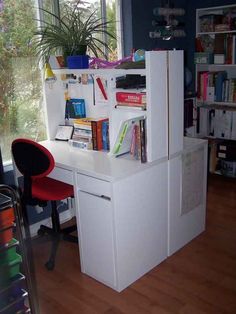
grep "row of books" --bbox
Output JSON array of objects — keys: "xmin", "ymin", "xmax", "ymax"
[
  {"xmin": 115, "ymin": 92, "xmax": 146, "ymax": 110},
  {"xmin": 70, "ymin": 117, "xmax": 109, "ymax": 151},
  {"xmin": 198, "ymin": 107, "xmax": 236, "ymax": 140},
  {"xmin": 196, "ymin": 34, "xmax": 236, "ymax": 65},
  {"xmin": 213, "ymin": 34, "xmax": 236, "ymax": 65},
  {"xmin": 68, "ymin": 115, "xmax": 147, "ymax": 163},
  {"xmin": 111, "ymin": 116, "xmax": 147, "ymax": 163},
  {"xmin": 197, "ymin": 71, "xmax": 236, "ymax": 103}
]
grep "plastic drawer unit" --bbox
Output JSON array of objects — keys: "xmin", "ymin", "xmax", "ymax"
[{"xmin": 0, "ymin": 192, "xmax": 27, "ymax": 314}]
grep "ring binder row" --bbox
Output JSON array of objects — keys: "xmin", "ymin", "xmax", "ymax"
[{"xmin": 0, "ymin": 185, "xmax": 39, "ymax": 314}]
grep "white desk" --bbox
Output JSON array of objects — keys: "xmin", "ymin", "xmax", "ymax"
[
  {"xmin": 40, "ymin": 140, "xmax": 168, "ymax": 292},
  {"xmin": 40, "ymin": 138, "xmax": 207, "ymax": 292}
]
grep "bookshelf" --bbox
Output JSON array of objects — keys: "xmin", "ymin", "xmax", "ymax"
[
  {"xmin": 195, "ymin": 5, "xmax": 236, "ymax": 176},
  {"xmin": 44, "ymin": 50, "xmax": 184, "ymax": 163}
]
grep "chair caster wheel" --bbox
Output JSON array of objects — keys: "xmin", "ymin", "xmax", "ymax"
[
  {"xmin": 45, "ymin": 260, "xmax": 55, "ymax": 271},
  {"xmin": 37, "ymin": 228, "xmax": 45, "ymax": 236}
]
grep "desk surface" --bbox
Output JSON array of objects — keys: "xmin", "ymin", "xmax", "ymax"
[
  {"xmin": 41, "ymin": 138, "xmax": 207, "ymax": 182},
  {"xmin": 40, "ymin": 140, "xmax": 159, "ymax": 182}
]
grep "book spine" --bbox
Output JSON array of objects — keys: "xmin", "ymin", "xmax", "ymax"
[
  {"xmin": 140, "ymin": 119, "xmax": 147, "ymax": 163},
  {"xmin": 91, "ymin": 121, "xmax": 98, "ymax": 150},
  {"xmin": 73, "ymin": 128, "xmax": 92, "ymax": 137},
  {"xmin": 96, "ymin": 121, "xmax": 103, "ymax": 151},
  {"xmin": 116, "ymin": 92, "xmax": 146, "ymax": 104},
  {"xmin": 135, "ymin": 124, "xmax": 141, "ymax": 160},
  {"xmin": 130, "ymin": 125, "xmax": 136, "ymax": 157},
  {"xmin": 115, "ymin": 102, "xmax": 146, "ymax": 109},
  {"xmin": 113, "ymin": 122, "xmax": 129, "ymax": 154},
  {"xmin": 203, "ymin": 72, "xmax": 208, "ymax": 101},
  {"xmin": 74, "ymin": 123, "xmax": 92, "ymax": 130},
  {"xmin": 102, "ymin": 121, "xmax": 109, "ymax": 151}
]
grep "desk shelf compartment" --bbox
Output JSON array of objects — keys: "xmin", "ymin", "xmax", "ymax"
[{"xmin": 44, "ymin": 51, "xmax": 183, "ymax": 163}]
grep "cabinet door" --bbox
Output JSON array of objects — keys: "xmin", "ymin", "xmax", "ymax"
[{"xmin": 78, "ymin": 191, "xmax": 116, "ymax": 288}]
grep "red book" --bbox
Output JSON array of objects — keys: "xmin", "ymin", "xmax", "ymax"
[
  {"xmin": 116, "ymin": 92, "xmax": 146, "ymax": 104},
  {"xmin": 91, "ymin": 118, "xmax": 109, "ymax": 150}
]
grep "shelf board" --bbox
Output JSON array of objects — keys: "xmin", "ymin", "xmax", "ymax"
[
  {"xmin": 114, "ymin": 106, "xmax": 147, "ymax": 112},
  {"xmin": 196, "ymin": 63, "xmax": 236, "ymax": 68},
  {"xmin": 53, "ymin": 68, "xmax": 146, "ymax": 76},
  {"xmin": 197, "ymin": 30, "xmax": 236, "ymax": 35},
  {"xmin": 197, "ymin": 101, "xmax": 236, "ymax": 110}
]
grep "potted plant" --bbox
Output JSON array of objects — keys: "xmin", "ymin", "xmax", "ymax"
[{"xmin": 33, "ymin": 1, "xmax": 116, "ymax": 69}]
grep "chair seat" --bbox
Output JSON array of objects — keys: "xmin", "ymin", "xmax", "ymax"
[{"xmin": 32, "ymin": 177, "xmax": 74, "ymax": 201}]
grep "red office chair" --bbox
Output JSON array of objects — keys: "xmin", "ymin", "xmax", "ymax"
[{"xmin": 11, "ymin": 138, "xmax": 77, "ymax": 270}]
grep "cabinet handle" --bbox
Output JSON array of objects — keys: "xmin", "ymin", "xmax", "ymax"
[
  {"xmin": 101, "ymin": 195, "xmax": 111, "ymax": 201},
  {"xmin": 79, "ymin": 190, "xmax": 111, "ymax": 201}
]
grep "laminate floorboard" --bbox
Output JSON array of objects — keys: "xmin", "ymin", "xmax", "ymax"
[{"xmin": 32, "ymin": 174, "xmax": 236, "ymax": 314}]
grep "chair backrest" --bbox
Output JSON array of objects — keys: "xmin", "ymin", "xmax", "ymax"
[
  {"xmin": 11, "ymin": 138, "xmax": 55, "ymax": 204},
  {"xmin": 12, "ymin": 139, "xmax": 55, "ymax": 178}
]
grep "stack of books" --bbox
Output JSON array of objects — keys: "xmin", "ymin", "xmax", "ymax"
[
  {"xmin": 115, "ymin": 92, "xmax": 146, "ymax": 110},
  {"xmin": 70, "ymin": 117, "xmax": 109, "ymax": 150}
]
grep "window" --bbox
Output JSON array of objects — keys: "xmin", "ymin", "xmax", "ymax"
[
  {"xmin": 0, "ymin": 0, "xmax": 47, "ymax": 164},
  {"xmin": 59, "ymin": 0, "xmax": 123, "ymax": 59},
  {"xmin": 0, "ymin": 0, "xmax": 123, "ymax": 164}
]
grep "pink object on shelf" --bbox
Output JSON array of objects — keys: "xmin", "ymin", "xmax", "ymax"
[{"xmin": 89, "ymin": 56, "xmax": 132, "ymax": 69}]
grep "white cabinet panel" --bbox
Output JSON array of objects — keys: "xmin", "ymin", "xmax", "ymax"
[
  {"xmin": 77, "ymin": 173, "xmax": 111, "ymax": 197},
  {"xmin": 168, "ymin": 139, "xmax": 208, "ymax": 256},
  {"xmin": 113, "ymin": 161, "xmax": 168, "ymax": 291},
  {"xmin": 78, "ymin": 191, "xmax": 116, "ymax": 288}
]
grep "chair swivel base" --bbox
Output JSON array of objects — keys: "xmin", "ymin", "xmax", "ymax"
[{"xmin": 37, "ymin": 223, "xmax": 78, "ymax": 270}]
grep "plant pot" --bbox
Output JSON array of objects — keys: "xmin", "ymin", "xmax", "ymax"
[{"xmin": 67, "ymin": 55, "xmax": 89, "ymax": 69}]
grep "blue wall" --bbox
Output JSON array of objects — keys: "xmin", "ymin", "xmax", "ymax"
[
  {"xmin": 131, "ymin": 0, "xmax": 188, "ymax": 52},
  {"xmin": 123, "ymin": 0, "xmax": 236, "ymax": 92}
]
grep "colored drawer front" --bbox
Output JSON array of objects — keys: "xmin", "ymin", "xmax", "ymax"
[
  {"xmin": 0, "ymin": 224, "xmax": 14, "ymax": 246},
  {"xmin": 0, "ymin": 288, "xmax": 27, "ymax": 314},
  {"xmin": 0, "ymin": 284, "xmax": 22, "ymax": 308},
  {"xmin": 0, "ymin": 238, "xmax": 18, "ymax": 263},
  {"xmin": 0, "ymin": 253, "xmax": 22, "ymax": 285},
  {"xmin": 0, "ymin": 207, "xmax": 15, "ymax": 228}
]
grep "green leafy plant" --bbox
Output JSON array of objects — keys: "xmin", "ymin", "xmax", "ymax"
[{"xmin": 33, "ymin": 1, "xmax": 116, "ymax": 63}]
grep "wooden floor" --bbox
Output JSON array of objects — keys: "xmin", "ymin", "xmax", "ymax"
[{"xmin": 32, "ymin": 174, "xmax": 236, "ymax": 314}]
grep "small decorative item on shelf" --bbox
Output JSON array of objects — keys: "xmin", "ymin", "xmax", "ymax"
[
  {"xmin": 33, "ymin": 1, "xmax": 116, "ymax": 69},
  {"xmin": 194, "ymin": 52, "xmax": 213, "ymax": 64},
  {"xmin": 133, "ymin": 49, "xmax": 146, "ymax": 62},
  {"xmin": 44, "ymin": 63, "xmax": 56, "ymax": 84},
  {"xmin": 149, "ymin": 0, "xmax": 185, "ymax": 40}
]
